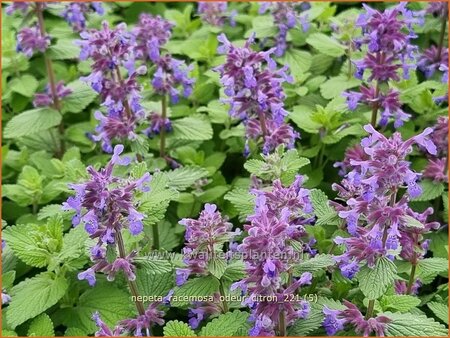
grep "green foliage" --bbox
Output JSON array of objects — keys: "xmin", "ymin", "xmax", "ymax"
[
  {"xmin": 306, "ymin": 33, "xmax": 347, "ymax": 57},
  {"xmin": 199, "ymin": 311, "xmax": 250, "ymax": 336},
  {"xmin": 4, "ymin": 108, "xmax": 61, "ymax": 139},
  {"xmin": 384, "ymin": 312, "xmax": 448, "ymax": 336},
  {"xmin": 28, "ymin": 314, "xmax": 55, "ymax": 337},
  {"xmin": 164, "ymin": 320, "xmax": 197, "ymax": 337},
  {"xmin": 357, "ymin": 257, "xmax": 397, "ymax": 300}
]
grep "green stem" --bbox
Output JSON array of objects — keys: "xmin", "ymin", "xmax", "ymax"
[
  {"xmin": 219, "ymin": 279, "xmax": 229, "ymax": 313},
  {"xmin": 406, "ymin": 259, "xmax": 417, "ymax": 295},
  {"xmin": 278, "ymin": 311, "xmax": 286, "ymax": 337},
  {"xmin": 365, "ymin": 299, "xmax": 375, "ymax": 320},
  {"xmin": 152, "ymin": 223, "xmax": 160, "ymax": 250},
  {"xmin": 370, "ymin": 82, "xmax": 380, "ymax": 127},
  {"xmin": 347, "ymin": 44, "xmax": 353, "ymax": 80},
  {"xmin": 436, "ymin": 8, "xmax": 448, "ymax": 62},
  {"xmin": 35, "ymin": 3, "xmax": 64, "ymax": 158},
  {"xmin": 116, "ymin": 231, "xmax": 146, "ymax": 317},
  {"xmin": 160, "ymin": 95, "xmax": 167, "ymax": 158}
]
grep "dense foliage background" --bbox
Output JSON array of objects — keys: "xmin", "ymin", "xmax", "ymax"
[{"xmin": 1, "ymin": 1, "xmax": 449, "ymax": 337}]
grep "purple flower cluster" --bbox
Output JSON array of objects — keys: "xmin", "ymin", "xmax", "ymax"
[
  {"xmin": 144, "ymin": 112, "xmax": 173, "ymax": 137},
  {"xmin": 61, "ymin": 2, "xmax": 104, "ymax": 32},
  {"xmin": 16, "ymin": 26, "xmax": 50, "ymax": 57},
  {"xmin": 331, "ymin": 125, "xmax": 439, "ymax": 279},
  {"xmin": 344, "ymin": 3, "xmax": 419, "ymax": 127},
  {"xmin": 92, "ymin": 303, "xmax": 165, "ymax": 336},
  {"xmin": 259, "ymin": 2, "xmax": 309, "ymax": 56},
  {"xmin": 63, "ymin": 145, "xmax": 151, "ymax": 286},
  {"xmin": 77, "ymin": 22, "xmax": 147, "ymax": 152},
  {"xmin": 215, "ymin": 33, "xmax": 299, "ymax": 155},
  {"xmin": 418, "ymin": 45, "xmax": 448, "ymax": 80},
  {"xmin": 197, "ymin": 2, "xmax": 236, "ymax": 27},
  {"xmin": 176, "ymin": 204, "xmax": 236, "ymax": 286},
  {"xmin": 323, "ymin": 301, "xmax": 390, "ymax": 336},
  {"xmin": 33, "ymin": 81, "xmax": 72, "ymax": 107},
  {"xmin": 423, "ymin": 116, "xmax": 448, "ymax": 182},
  {"xmin": 232, "ymin": 176, "xmax": 314, "ymax": 335}
]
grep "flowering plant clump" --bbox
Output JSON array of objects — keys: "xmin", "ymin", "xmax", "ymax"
[{"xmin": 1, "ymin": 2, "xmax": 448, "ymax": 338}]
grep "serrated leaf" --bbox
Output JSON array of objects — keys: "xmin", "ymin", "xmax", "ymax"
[
  {"xmin": 224, "ymin": 188, "xmax": 255, "ymax": 221},
  {"xmin": 62, "ymin": 80, "xmax": 97, "ymax": 114},
  {"xmin": 3, "ymin": 224, "xmax": 51, "ymax": 268},
  {"xmin": 288, "ymin": 306, "xmax": 323, "ymax": 336},
  {"xmin": 280, "ymin": 49, "xmax": 312, "ymax": 80},
  {"xmin": 416, "ymin": 257, "xmax": 448, "ymax": 283},
  {"xmin": 222, "ymin": 260, "xmax": 246, "ymax": 282},
  {"xmin": 295, "ymin": 254, "xmax": 335, "ymax": 274},
  {"xmin": 57, "ymin": 285, "xmax": 134, "ymax": 334},
  {"xmin": 172, "ymin": 115, "xmax": 213, "ymax": 141},
  {"xmin": 134, "ymin": 257, "xmax": 173, "ymax": 275},
  {"xmin": 2, "ymin": 271, "xmax": 16, "ymax": 290},
  {"xmin": 166, "ymin": 166, "xmax": 209, "ymax": 191},
  {"xmin": 384, "ymin": 312, "xmax": 448, "ymax": 336},
  {"xmin": 48, "ymin": 40, "xmax": 80, "ymax": 60},
  {"xmin": 380, "ymin": 295, "xmax": 421, "ymax": 313},
  {"xmin": 163, "ymin": 320, "xmax": 196, "ymax": 337},
  {"xmin": 199, "ymin": 310, "xmax": 250, "ymax": 336},
  {"xmin": 7, "ymin": 272, "xmax": 68, "ymax": 328},
  {"xmin": 320, "ymin": 75, "xmax": 361, "ymax": 99},
  {"xmin": 310, "ymin": 189, "xmax": 339, "ymax": 226},
  {"xmin": 427, "ymin": 302, "xmax": 449, "ymax": 324},
  {"xmin": 10, "ymin": 74, "xmax": 38, "ymax": 97},
  {"xmin": 136, "ymin": 269, "xmax": 174, "ymax": 306},
  {"xmin": 412, "ymin": 179, "xmax": 445, "ymax": 202},
  {"xmin": 306, "ymin": 33, "xmax": 346, "ymax": 57},
  {"xmin": 28, "ymin": 313, "xmax": 55, "ymax": 336},
  {"xmin": 207, "ymin": 257, "xmax": 227, "ymax": 279},
  {"xmin": 4, "ymin": 108, "xmax": 61, "ymax": 139},
  {"xmin": 172, "ymin": 275, "xmax": 219, "ymax": 307},
  {"xmin": 64, "ymin": 327, "xmax": 87, "ymax": 336},
  {"xmin": 357, "ymin": 257, "xmax": 396, "ymax": 300}
]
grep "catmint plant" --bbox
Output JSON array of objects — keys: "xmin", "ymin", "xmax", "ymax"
[
  {"xmin": 61, "ymin": 2, "xmax": 104, "ymax": 32},
  {"xmin": 215, "ymin": 33, "xmax": 298, "ymax": 156},
  {"xmin": 132, "ymin": 13, "xmax": 195, "ymax": 161},
  {"xmin": 232, "ymin": 176, "xmax": 314, "ymax": 336},
  {"xmin": 197, "ymin": 2, "xmax": 236, "ymax": 27},
  {"xmin": 76, "ymin": 21, "xmax": 147, "ymax": 153},
  {"xmin": 259, "ymin": 2, "xmax": 309, "ymax": 57},
  {"xmin": 343, "ymin": 3, "xmax": 419, "ymax": 128}
]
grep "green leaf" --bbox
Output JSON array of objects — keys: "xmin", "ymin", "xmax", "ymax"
[
  {"xmin": 416, "ymin": 257, "xmax": 448, "ymax": 283},
  {"xmin": 199, "ymin": 310, "xmax": 250, "ymax": 336},
  {"xmin": 4, "ymin": 108, "xmax": 61, "ymax": 139},
  {"xmin": 207, "ymin": 257, "xmax": 227, "ymax": 279},
  {"xmin": 163, "ymin": 320, "xmax": 196, "ymax": 337},
  {"xmin": 62, "ymin": 80, "xmax": 97, "ymax": 114},
  {"xmin": 2, "ymin": 271, "xmax": 16, "ymax": 290},
  {"xmin": 134, "ymin": 256, "xmax": 173, "ymax": 275},
  {"xmin": 224, "ymin": 188, "xmax": 255, "ymax": 221},
  {"xmin": 402, "ymin": 215, "xmax": 425, "ymax": 229},
  {"xmin": 427, "ymin": 302, "xmax": 449, "ymax": 325},
  {"xmin": 280, "ymin": 49, "xmax": 312, "ymax": 80},
  {"xmin": 2, "ymin": 330, "xmax": 18, "ymax": 337},
  {"xmin": 412, "ymin": 180, "xmax": 445, "ymax": 202},
  {"xmin": 64, "ymin": 327, "xmax": 87, "ymax": 336},
  {"xmin": 288, "ymin": 306, "xmax": 323, "ymax": 336},
  {"xmin": 58, "ymin": 285, "xmax": 134, "ymax": 334},
  {"xmin": 384, "ymin": 312, "xmax": 448, "ymax": 336},
  {"xmin": 222, "ymin": 260, "xmax": 246, "ymax": 282},
  {"xmin": 3, "ymin": 224, "xmax": 51, "ymax": 268},
  {"xmin": 28, "ymin": 313, "xmax": 55, "ymax": 337},
  {"xmin": 295, "ymin": 254, "xmax": 335, "ymax": 275},
  {"xmin": 320, "ymin": 75, "xmax": 361, "ymax": 99},
  {"xmin": 10, "ymin": 74, "xmax": 38, "ymax": 97},
  {"xmin": 7, "ymin": 272, "xmax": 68, "ymax": 328},
  {"xmin": 166, "ymin": 166, "xmax": 209, "ymax": 191},
  {"xmin": 380, "ymin": 295, "xmax": 421, "ymax": 313},
  {"xmin": 306, "ymin": 33, "xmax": 347, "ymax": 57},
  {"xmin": 48, "ymin": 40, "xmax": 80, "ymax": 60},
  {"xmin": 135, "ymin": 269, "xmax": 174, "ymax": 305},
  {"xmin": 357, "ymin": 257, "xmax": 396, "ymax": 300},
  {"xmin": 171, "ymin": 115, "xmax": 213, "ymax": 141},
  {"xmin": 172, "ymin": 275, "xmax": 220, "ymax": 307},
  {"xmin": 309, "ymin": 189, "xmax": 340, "ymax": 226}
]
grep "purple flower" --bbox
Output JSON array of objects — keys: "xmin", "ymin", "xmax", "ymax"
[
  {"xmin": 119, "ymin": 303, "xmax": 165, "ymax": 336},
  {"xmin": 17, "ymin": 26, "xmax": 50, "ymax": 57},
  {"xmin": 1, "ymin": 291, "xmax": 11, "ymax": 305},
  {"xmin": 426, "ymin": 2, "xmax": 448, "ymax": 17},
  {"xmin": 61, "ymin": 2, "xmax": 104, "ymax": 32},
  {"xmin": 133, "ymin": 14, "xmax": 173, "ymax": 62},
  {"xmin": 418, "ymin": 45, "xmax": 448, "ymax": 79},
  {"xmin": 234, "ymin": 176, "xmax": 315, "ymax": 334},
  {"xmin": 33, "ymin": 81, "xmax": 72, "ymax": 107},
  {"xmin": 215, "ymin": 33, "xmax": 297, "ymax": 154},
  {"xmin": 92, "ymin": 312, "xmax": 124, "ymax": 336},
  {"xmin": 188, "ymin": 294, "xmax": 222, "ymax": 329},
  {"xmin": 178, "ymin": 204, "xmax": 236, "ymax": 282},
  {"xmin": 197, "ymin": 2, "xmax": 235, "ymax": 27},
  {"xmin": 259, "ymin": 2, "xmax": 309, "ymax": 56},
  {"xmin": 423, "ymin": 158, "xmax": 448, "ymax": 182},
  {"xmin": 323, "ymin": 307, "xmax": 346, "ymax": 335},
  {"xmin": 63, "ymin": 145, "xmax": 151, "ymax": 285},
  {"xmin": 5, "ymin": 2, "xmax": 30, "ymax": 15}
]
